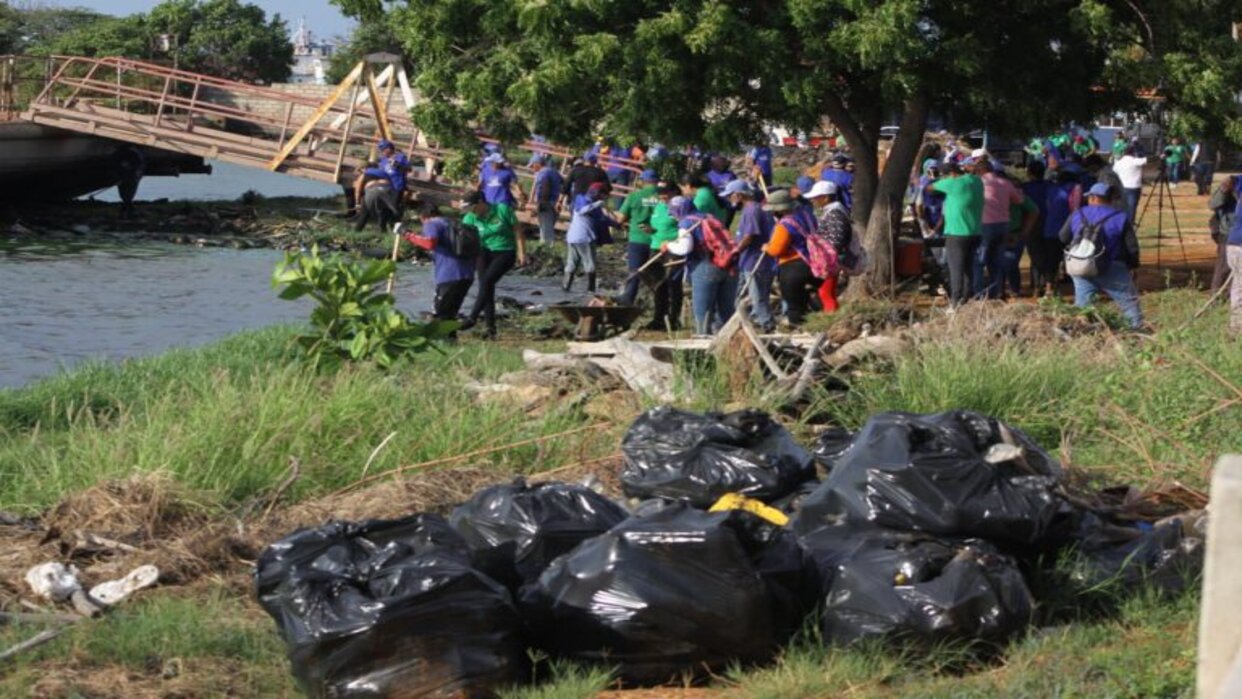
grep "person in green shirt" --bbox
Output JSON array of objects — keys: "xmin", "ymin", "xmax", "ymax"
[
  {"xmin": 1163, "ymin": 136, "xmax": 1190, "ymax": 188},
  {"xmin": 1110, "ymin": 135, "xmax": 1128, "ymax": 163},
  {"xmin": 616, "ymin": 169, "xmax": 661, "ymax": 305},
  {"xmin": 459, "ymin": 191, "xmax": 525, "ymax": 338},
  {"xmin": 681, "ymin": 173, "xmax": 724, "ymax": 221},
  {"xmin": 927, "ymin": 161, "xmax": 984, "ymax": 306},
  {"xmin": 646, "ymin": 183, "xmax": 686, "ymax": 330}
]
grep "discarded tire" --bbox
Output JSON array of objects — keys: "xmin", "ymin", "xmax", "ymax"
[
  {"xmin": 449, "ymin": 478, "xmax": 629, "ymax": 587},
  {"xmin": 620, "ymin": 407, "xmax": 816, "ymax": 507},
  {"xmin": 255, "ymin": 514, "xmax": 528, "ymax": 699},
  {"xmin": 802, "ymin": 528, "xmax": 1034, "ymax": 646},
  {"xmin": 794, "ymin": 411, "xmax": 1068, "ymax": 546},
  {"xmin": 520, "ymin": 502, "xmax": 815, "ymax": 685}
]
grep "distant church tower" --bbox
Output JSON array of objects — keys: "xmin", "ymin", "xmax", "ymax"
[{"xmin": 290, "ymin": 17, "xmax": 334, "ymax": 85}]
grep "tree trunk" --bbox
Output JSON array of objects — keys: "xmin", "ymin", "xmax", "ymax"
[
  {"xmin": 821, "ymin": 90, "xmax": 880, "ymax": 228},
  {"xmin": 847, "ymin": 91, "xmax": 931, "ymax": 299}
]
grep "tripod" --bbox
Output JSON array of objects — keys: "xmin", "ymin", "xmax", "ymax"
[{"xmin": 1134, "ymin": 168, "xmax": 1190, "ymax": 271}]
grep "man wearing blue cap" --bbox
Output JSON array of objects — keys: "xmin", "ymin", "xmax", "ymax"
[
  {"xmin": 726, "ymin": 179, "xmax": 777, "ymax": 330},
  {"xmin": 354, "ymin": 139, "xmax": 409, "ymax": 215},
  {"xmin": 1058, "ymin": 182, "xmax": 1143, "ymax": 328},
  {"xmin": 819, "ymin": 154, "xmax": 854, "ymax": 211},
  {"xmin": 527, "ymin": 153, "xmax": 563, "ymax": 245},
  {"xmin": 479, "ymin": 153, "xmax": 524, "ymax": 207},
  {"xmin": 616, "ymin": 169, "xmax": 662, "ymax": 304}
]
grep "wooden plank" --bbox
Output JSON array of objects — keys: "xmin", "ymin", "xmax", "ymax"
[
  {"xmin": 327, "ymin": 64, "xmax": 393, "ymax": 131},
  {"xmin": 332, "ymin": 77, "xmax": 364, "ymax": 182},
  {"xmin": 267, "ymin": 61, "xmax": 363, "ymax": 171},
  {"xmin": 1198, "ymin": 454, "xmax": 1242, "ymax": 699},
  {"xmin": 366, "ymin": 68, "xmax": 392, "ymax": 143}
]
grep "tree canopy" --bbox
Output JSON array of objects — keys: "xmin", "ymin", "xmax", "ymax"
[
  {"xmin": 335, "ymin": 0, "xmax": 1238, "ymax": 290},
  {"xmin": 9, "ymin": 0, "xmax": 293, "ymax": 84}
]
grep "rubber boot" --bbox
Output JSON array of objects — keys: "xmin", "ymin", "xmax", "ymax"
[
  {"xmin": 586, "ymin": 273, "xmax": 597, "ymax": 293},
  {"xmin": 562, "ymin": 271, "xmax": 574, "ymax": 292}
]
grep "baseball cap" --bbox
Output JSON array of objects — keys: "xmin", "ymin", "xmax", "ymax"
[
  {"xmin": 970, "ymin": 148, "xmax": 988, "ymax": 160},
  {"xmin": 640, "ymin": 169, "xmax": 659, "ymax": 181},
  {"xmin": 583, "ymin": 152, "xmax": 598, "ymax": 163},
  {"xmin": 484, "ymin": 153, "xmax": 504, "ymax": 165},
  {"xmin": 795, "ymin": 175, "xmax": 815, "ymax": 192},
  {"xmin": 588, "ymin": 182, "xmax": 608, "ymax": 194},
  {"xmin": 806, "ymin": 181, "xmax": 839, "ymax": 199},
  {"xmin": 1087, "ymin": 183, "xmax": 1111, "ymax": 198},
  {"xmin": 527, "ymin": 153, "xmax": 547, "ymax": 166},
  {"xmin": 720, "ymin": 180, "xmax": 753, "ymax": 198},
  {"xmin": 377, "ymin": 139, "xmax": 395, "ymax": 150}
]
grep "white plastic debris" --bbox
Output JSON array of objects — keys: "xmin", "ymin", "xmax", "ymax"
[
  {"xmin": 25, "ymin": 562, "xmax": 82, "ymax": 602},
  {"xmin": 89, "ymin": 565, "xmax": 160, "ymax": 606}
]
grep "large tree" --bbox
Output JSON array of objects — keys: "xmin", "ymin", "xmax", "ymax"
[
  {"xmin": 332, "ymin": 0, "xmax": 1233, "ymax": 292},
  {"xmin": 16, "ymin": 0, "xmax": 293, "ymax": 84}
]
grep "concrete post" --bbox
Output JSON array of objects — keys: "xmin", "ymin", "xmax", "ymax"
[{"xmin": 1198, "ymin": 455, "xmax": 1242, "ymax": 698}]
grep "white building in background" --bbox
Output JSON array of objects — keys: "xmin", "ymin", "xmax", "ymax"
[{"xmin": 290, "ymin": 18, "xmax": 334, "ymax": 85}]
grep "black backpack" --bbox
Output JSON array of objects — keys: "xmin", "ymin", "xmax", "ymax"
[{"xmin": 445, "ymin": 220, "xmax": 481, "ymax": 259}]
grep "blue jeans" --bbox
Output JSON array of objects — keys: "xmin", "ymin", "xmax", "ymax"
[
  {"xmin": 973, "ymin": 222, "xmax": 1008, "ymax": 299},
  {"xmin": 620, "ymin": 242, "xmax": 650, "ymax": 305},
  {"xmin": 1167, "ymin": 162, "xmax": 1183, "ymax": 185},
  {"xmin": 743, "ymin": 263, "xmax": 776, "ymax": 329},
  {"xmin": 690, "ymin": 262, "xmax": 738, "ymax": 335},
  {"xmin": 1122, "ymin": 188, "xmax": 1141, "ymax": 224},
  {"xmin": 1072, "ymin": 262, "xmax": 1143, "ymax": 328},
  {"xmin": 999, "ymin": 240, "xmax": 1025, "ymax": 297}
]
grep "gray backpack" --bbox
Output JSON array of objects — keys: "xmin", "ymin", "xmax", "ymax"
[{"xmin": 1064, "ymin": 211, "xmax": 1120, "ymax": 278}]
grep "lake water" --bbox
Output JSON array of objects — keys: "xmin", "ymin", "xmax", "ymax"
[
  {"xmin": 0, "ymin": 238, "xmax": 568, "ymax": 389},
  {"xmin": 90, "ymin": 160, "xmax": 344, "ymax": 202}
]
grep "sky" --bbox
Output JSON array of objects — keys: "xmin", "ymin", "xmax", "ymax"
[{"xmin": 47, "ymin": 0, "xmax": 356, "ymax": 40}]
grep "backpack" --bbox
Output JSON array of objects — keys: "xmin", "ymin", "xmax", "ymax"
[
  {"xmin": 695, "ymin": 214, "xmax": 738, "ymax": 270},
  {"xmin": 1064, "ymin": 210, "xmax": 1120, "ymax": 278},
  {"xmin": 445, "ymin": 220, "xmax": 482, "ymax": 259},
  {"xmin": 785, "ymin": 216, "xmax": 839, "ymax": 279}
]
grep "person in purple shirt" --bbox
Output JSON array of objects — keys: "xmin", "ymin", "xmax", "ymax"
[
  {"xmin": 1036, "ymin": 169, "xmax": 1082, "ymax": 297},
  {"xmin": 527, "ymin": 153, "xmax": 563, "ymax": 245},
  {"xmin": 353, "ymin": 139, "xmax": 409, "ymax": 215},
  {"xmin": 724, "ymin": 180, "xmax": 776, "ymax": 331},
  {"xmin": 819, "ymin": 154, "xmax": 854, "ymax": 211},
  {"xmin": 479, "ymin": 154, "xmax": 524, "ymax": 206},
  {"xmin": 402, "ymin": 202, "xmax": 476, "ymax": 322},
  {"xmin": 1058, "ymin": 183, "xmax": 1142, "ymax": 328},
  {"xmin": 1225, "ymin": 176, "xmax": 1242, "ymax": 333},
  {"xmin": 746, "ymin": 145, "xmax": 774, "ymax": 187},
  {"xmin": 663, "ymin": 206, "xmax": 737, "ymax": 336}
]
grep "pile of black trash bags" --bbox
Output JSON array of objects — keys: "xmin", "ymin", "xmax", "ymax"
[{"xmin": 255, "ymin": 406, "xmax": 1205, "ymax": 697}]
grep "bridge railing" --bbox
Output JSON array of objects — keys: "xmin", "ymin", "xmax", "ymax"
[{"xmin": 0, "ymin": 55, "xmax": 61, "ymax": 119}]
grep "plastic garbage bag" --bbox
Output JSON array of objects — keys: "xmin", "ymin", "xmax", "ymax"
[
  {"xmin": 620, "ymin": 407, "xmax": 816, "ymax": 507},
  {"xmin": 25, "ymin": 562, "xmax": 81, "ymax": 602},
  {"xmin": 449, "ymin": 478, "xmax": 629, "ymax": 587},
  {"xmin": 520, "ymin": 502, "xmax": 815, "ymax": 685},
  {"xmin": 802, "ymin": 528, "xmax": 1034, "ymax": 646},
  {"xmin": 255, "ymin": 513, "xmax": 528, "ymax": 699},
  {"xmin": 811, "ymin": 426, "xmax": 854, "ymax": 473},
  {"xmin": 1065, "ymin": 511, "xmax": 1205, "ymax": 596},
  {"xmin": 793, "ymin": 411, "xmax": 1067, "ymax": 546}
]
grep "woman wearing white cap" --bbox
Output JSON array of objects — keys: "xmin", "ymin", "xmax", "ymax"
[{"xmin": 806, "ymin": 180, "xmax": 853, "ymax": 312}]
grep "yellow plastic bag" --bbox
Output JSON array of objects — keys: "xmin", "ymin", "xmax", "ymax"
[{"xmin": 708, "ymin": 493, "xmax": 789, "ymax": 527}]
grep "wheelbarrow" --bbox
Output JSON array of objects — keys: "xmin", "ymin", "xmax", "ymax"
[{"xmin": 550, "ymin": 300, "xmax": 644, "ymax": 341}]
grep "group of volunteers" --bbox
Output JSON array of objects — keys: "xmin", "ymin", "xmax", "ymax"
[
  {"xmin": 914, "ymin": 131, "xmax": 1150, "ymax": 329},
  {"xmin": 398, "ymin": 137, "xmax": 867, "ymax": 338}
]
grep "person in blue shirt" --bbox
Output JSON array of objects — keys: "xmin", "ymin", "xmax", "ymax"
[
  {"xmin": 479, "ymin": 153, "xmax": 524, "ymax": 207},
  {"xmin": 819, "ymin": 154, "xmax": 854, "ymax": 211},
  {"xmin": 1225, "ymin": 176, "xmax": 1242, "ymax": 333},
  {"xmin": 1035, "ymin": 168, "xmax": 1081, "ymax": 297},
  {"xmin": 564, "ymin": 182, "xmax": 618, "ymax": 293},
  {"xmin": 1058, "ymin": 183, "xmax": 1143, "ymax": 328},
  {"xmin": 746, "ymin": 145, "xmax": 774, "ymax": 188},
  {"xmin": 353, "ymin": 139, "xmax": 409, "ymax": 214},
  {"xmin": 527, "ymin": 153, "xmax": 563, "ymax": 245},
  {"xmin": 663, "ymin": 202, "xmax": 737, "ymax": 336},
  {"xmin": 402, "ymin": 202, "xmax": 476, "ymax": 322},
  {"xmin": 726, "ymin": 180, "xmax": 777, "ymax": 331}
]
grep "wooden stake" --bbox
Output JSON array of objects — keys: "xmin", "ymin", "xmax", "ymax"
[
  {"xmin": 267, "ymin": 61, "xmax": 364, "ymax": 171},
  {"xmin": 385, "ymin": 226, "xmax": 403, "ymax": 295}
]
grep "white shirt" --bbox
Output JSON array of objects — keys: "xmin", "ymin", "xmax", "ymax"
[{"xmin": 1113, "ymin": 156, "xmax": 1148, "ymax": 189}]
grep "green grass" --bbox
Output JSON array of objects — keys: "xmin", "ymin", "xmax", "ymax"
[
  {"xmin": 0, "ymin": 326, "xmax": 613, "ymax": 514},
  {"xmin": 0, "ymin": 288, "xmax": 1235, "ymax": 698}
]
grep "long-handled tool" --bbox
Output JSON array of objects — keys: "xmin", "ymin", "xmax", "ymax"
[{"xmin": 384, "ymin": 223, "xmax": 404, "ymax": 295}]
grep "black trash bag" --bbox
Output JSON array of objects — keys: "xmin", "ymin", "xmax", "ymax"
[
  {"xmin": 520, "ymin": 502, "xmax": 816, "ymax": 685},
  {"xmin": 770, "ymin": 477, "xmax": 822, "ymax": 516},
  {"xmin": 1065, "ymin": 511, "xmax": 1205, "ymax": 596},
  {"xmin": 255, "ymin": 514, "xmax": 528, "ymax": 699},
  {"xmin": 793, "ymin": 411, "xmax": 1067, "ymax": 546},
  {"xmin": 802, "ymin": 528, "xmax": 1034, "ymax": 647},
  {"xmin": 620, "ymin": 406, "xmax": 816, "ymax": 507},
  {"xmin": 449, "ymin": 478, "xmax": 629, "ymax": 588},
  {"xmin": 811, "ymin": 426, "xmax": 855, "ymax": 474}
]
